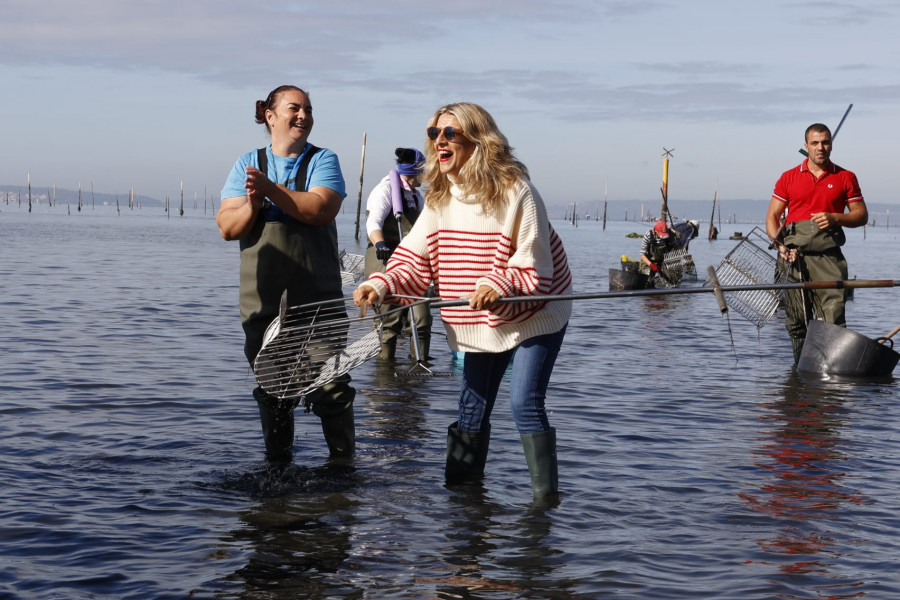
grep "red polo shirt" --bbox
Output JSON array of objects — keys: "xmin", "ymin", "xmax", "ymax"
[{"xmin": 772, "ymin": 159, "xmax": 863, "ymax": 224}]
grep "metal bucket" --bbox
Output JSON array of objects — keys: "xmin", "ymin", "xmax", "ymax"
[{"xmin": 797, "ymin": 319, "xmax": 900, "ymax": 378}]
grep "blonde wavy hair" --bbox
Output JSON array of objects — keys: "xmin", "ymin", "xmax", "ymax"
[{"xmin": 423, "ymin": 102, "xmax": 529, "ymax": 213}]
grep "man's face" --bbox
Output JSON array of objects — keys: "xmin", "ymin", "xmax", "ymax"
[{"xmin": 804, "ymin": 130, "xmax": 832, "ymax": 168}]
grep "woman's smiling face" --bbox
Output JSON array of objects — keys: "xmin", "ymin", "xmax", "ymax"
[
  {"xmin": 266, "ymin": 89, "xmax": 313, "ymax": 148},
  {"xmin": 433, "ymin": 114, "xmax": 475, "ymax": 180}
]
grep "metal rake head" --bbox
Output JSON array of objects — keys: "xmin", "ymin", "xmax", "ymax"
[
  {"xmin": 707, "ymin": 226, "xmax": 790, "ymax": 328},
  {"xmin": 394, "ymin": 361, "xmax": 457, "ymax": 379},
  {"xmin": 339, "ymin": 250, "xmax": 366, "ymax": 287},
  {"xmin": 254, "ymin": 297, "xmax": 382, "ymax": 400}
]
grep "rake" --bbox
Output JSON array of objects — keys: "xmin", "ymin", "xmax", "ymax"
[
  {"xmin": 705, "ymin": 226, "xmax": 790, "ymax": 328},
  {"xmin": 252, "ymin": 275, "xmax": 900, "ymax": 400}
]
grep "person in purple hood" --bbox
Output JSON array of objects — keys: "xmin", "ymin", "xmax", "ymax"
[{"xmin": 363, "ymin": 147, "xmax": 433, "ymax": 361}]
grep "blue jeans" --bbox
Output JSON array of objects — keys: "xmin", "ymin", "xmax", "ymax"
[{"xmin": 457, "ymin": 324, "xmax": 567, "ymax": 435}]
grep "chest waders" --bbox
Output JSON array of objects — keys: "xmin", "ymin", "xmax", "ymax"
[
  {"xmin": 781, "ymin": 220, "xmax": 849, "ymax": 363},
  {"xmin": 364, "ymin": 184, "xmax": 432, "ymax": 360},
  {"xmin": 363, "ymin": 189, "xmax": 419, "ymax": 278},
  {"xmin": 240, "ymin": 146, "xmax": 355, "ymax": 463}
]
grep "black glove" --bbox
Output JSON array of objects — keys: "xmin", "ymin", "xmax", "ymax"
[{"xmin": 375, "ymin": 241, "xmax": 393, "ymax": 261}]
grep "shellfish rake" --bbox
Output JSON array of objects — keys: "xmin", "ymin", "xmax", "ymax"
[
  {"xmin": 253, "ymin": 274, "xmax": 900, "ymax": 400},
  {"xmin": 338, "ymin": 250, "xmax": 365, "ymax": 287},
  {"xmin": 253, "ymin": 296, "xmax": 384, "ymax": 401},
  {"xmin": 705, "ymin": 226, "xmax": 790, "ymax": 328}
]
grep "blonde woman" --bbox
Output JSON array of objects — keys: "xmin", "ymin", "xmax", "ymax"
[{"xmin": 354, "ymin": 102, "xmax": 572, "ymax": 499}]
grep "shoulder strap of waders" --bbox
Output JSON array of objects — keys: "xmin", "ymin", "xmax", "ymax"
[
  {"xmin": 256, "ymin": 145, "xmax": 322, "ymax": 223},
  {"xmin": 256, "ymin": 145, "xmax": 321, "ymax": 192}
]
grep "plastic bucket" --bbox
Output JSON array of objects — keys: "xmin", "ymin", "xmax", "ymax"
[{"xmin": 797, "ymin": 319, "xmax": 899, "ymax": 378}]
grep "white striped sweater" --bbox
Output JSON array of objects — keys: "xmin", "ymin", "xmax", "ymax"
[{"xmin": 363, "ymin": 178, "xmax": 572, "ymax": 353}]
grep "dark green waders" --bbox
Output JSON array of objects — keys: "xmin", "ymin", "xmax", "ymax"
[
  {"xmin": 238, "ymin": 145, "xmax": 355, "ymax": 463},
  {"xmin": 781, "ymin": 220, "xmax": 849, "ymax": 365}
]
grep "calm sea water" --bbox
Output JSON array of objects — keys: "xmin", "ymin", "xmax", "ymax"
[{"xmin": 2, "ymin": 202, "xmax": 899, "ymax": 600}]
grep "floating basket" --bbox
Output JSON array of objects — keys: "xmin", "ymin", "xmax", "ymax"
[{"xmin": 706, "ymin": 226, "xmax": 789, "ymax": 328}]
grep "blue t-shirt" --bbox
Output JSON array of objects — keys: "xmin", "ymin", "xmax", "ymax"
[{"xmin": 220, "ymin": 143, "xmax": 346, "ymax": 202}]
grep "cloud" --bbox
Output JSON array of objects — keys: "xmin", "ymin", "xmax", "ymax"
[
  {"xmin": 0, "ymin": 0, "xmax": 664, "ymax": 89},
  {"xmin": 787, "ymin": 0, "xmax": 897, "ymax": 25}
]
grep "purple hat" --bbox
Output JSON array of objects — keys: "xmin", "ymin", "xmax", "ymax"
[{"xmin": 395, "ymin": 147, "xmax": 425, "ymax": 176}]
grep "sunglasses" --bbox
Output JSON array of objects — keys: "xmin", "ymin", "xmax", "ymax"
[{"xmin": 426, "ymin": 126, "xmax": 464, "ymax": 141}]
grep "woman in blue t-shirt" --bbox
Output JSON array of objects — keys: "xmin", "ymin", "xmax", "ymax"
[{"xmin": 216, "ymin": 85, "xmax": 355, "ymax": 464}]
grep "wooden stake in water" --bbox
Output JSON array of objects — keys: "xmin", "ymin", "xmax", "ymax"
[
  {"xmin": 602, "ymin": 179, "xmax": 608, "ymax": 230},
  {"xmin": 660, "ymin": 147, "xmax": 674, "ymax": 222},
  {"xmin": 354, "ymin": 132, "xmax": 367, "ymax": 241},
  {"xmin": 708, "ymin": 187, "xmax": 718, "ymax": 240}
]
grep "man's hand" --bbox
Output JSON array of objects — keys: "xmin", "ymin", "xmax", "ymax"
[
  {"xmin": 776, "ymin": 245, "xmax": 798, "ymax": 263},
  {"xmin": 649, "ymin": 263, "xmax": 659, "ymax": 272},
  {"xmin": 811, "ymin": 212, "xmax": 836, "ymax": 229}
]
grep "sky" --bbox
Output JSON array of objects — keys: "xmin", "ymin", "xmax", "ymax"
[{"xmin": 2, "ymin": 0, "xmax": 899, "ymax": 213}]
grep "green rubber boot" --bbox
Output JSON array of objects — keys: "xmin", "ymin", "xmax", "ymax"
[
  {"xmin": 521, "ymin": 428, "xmax": 559, "ymax": 499},
  {"xmin": 445, "ymin": 422, "xmax": 491, "ymax": 485}
]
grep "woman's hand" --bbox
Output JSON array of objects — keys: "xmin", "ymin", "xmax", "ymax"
[
  {"xmin": 469, "ymin": 284, "xmax": 501, "ymax": 310},
  {"xmin": 354, "ymin": 285, "xmax": 379, "ymax": 307},
  {"xmin": 245, "ymin": 166, "xmax": 273, "ymax": 209}
]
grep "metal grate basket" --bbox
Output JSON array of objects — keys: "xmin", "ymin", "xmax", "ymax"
[
  {"xmin": 706, "ymin": 226, "xmax": 789, "ymax": 328},
  {"xmin": 662, "ymin": 248, "xmax": 697, "ymax": 286},
  {"xmin": 339, "ymin": 251, "xmax": 366, "ymax": 287}
]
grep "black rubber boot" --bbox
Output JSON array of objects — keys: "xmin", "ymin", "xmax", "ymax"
[
  {"xmin": 521, "ymin": 428, "xmax": 559, "ymax": 499},
  {"xmin": 791, "ymin": 337, "xmax": 805, "ymax": 365},
  {"xmin": 320, "ymin": 406, "xmax": 356, "ymax": 460},
  {"xmin": 254, "ymin": 387, "xmax": 295, "ymax": 463},
  {"xmin": 445, "ymin": 422, "xmax": 491, "ymax": 485}
]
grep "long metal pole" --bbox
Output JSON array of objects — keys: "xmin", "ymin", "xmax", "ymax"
[
  {"xmin": 799, "ymin": 103, "xmax": 852, "ymax": 156},
  {"xmin": 394, "ymin": 277, "xmax": 900, "ymax": 309}
]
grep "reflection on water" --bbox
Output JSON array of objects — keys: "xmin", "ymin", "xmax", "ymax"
[
  {"xmin": 220, "ymin": 465, "xmax": 362, "ymax": 597},
  {"xmin": 415, "ymin": 487, "xmax": 572, "ymax": 600},
  {"xmin": 740, "ymin": 374, "xmax": 867, "ymax": 597}
]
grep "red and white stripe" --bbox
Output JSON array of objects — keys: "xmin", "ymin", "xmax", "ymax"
[{"xmin": 366, "ymin": 178, "xmax": 572, "ymax": 352}]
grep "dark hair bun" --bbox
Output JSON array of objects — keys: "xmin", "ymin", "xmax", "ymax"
[{"xmin": 254, "ymin": 100, "xmax": 268, "ymax": 125}]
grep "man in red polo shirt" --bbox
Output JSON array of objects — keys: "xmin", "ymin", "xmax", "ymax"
[{"xmin": 765, "ymin": 122, "xmax": 869, "ymax": 364}]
